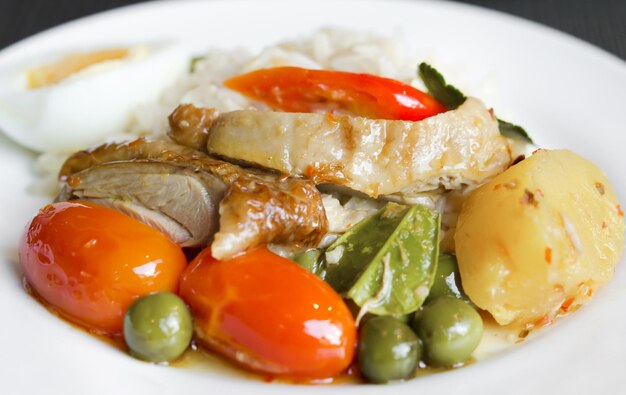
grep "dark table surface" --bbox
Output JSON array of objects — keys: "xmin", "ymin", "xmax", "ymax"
[{"xmin": 1, "ymin": 0, "xmax": 625, "ymax": 60}]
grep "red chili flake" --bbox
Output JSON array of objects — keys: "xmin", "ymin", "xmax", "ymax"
[
  {"xmin": 493, "ymin": 183, "xmax": 502, "ymax": 191},
  {"xmin": 617, "ymin": 204, "xmax": 624, "ymax": 217},
  {"xmin": 587, "ymin": 288, "xmax": 594, "ymax": 297},
  {"xmin": 532, "ymin": 148, "xmax": 545, "ymax": 155},
  {"xmin": 533, "ymin": 316, "xmax": 551, "ymax": 327},
  {"xmin": 544, "ymin": 247, "xmax": 552, "ymax": 264},
  {"xmin": 488, "ymin": 108, "xmax": 495, "ymax": 119},
  {"xmin": 560, "ymin": 297, "xmax": 575, "ymax": 313}
]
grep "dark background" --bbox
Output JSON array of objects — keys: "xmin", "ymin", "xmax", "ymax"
[{"xmin": 0, "ymin": 0, "xmax": 625, "ymax": 60}]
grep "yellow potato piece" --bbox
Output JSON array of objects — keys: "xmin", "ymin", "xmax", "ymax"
[
  {"xmin": 455, "ymin": 149, "xmax": 624, "ymax": 326},
  {"xmin": 26, "ymin": 48, "xmax": 128, "ymax": 89}
]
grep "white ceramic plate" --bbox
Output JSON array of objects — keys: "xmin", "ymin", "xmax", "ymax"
[{"xmin": 2, "ymin": 0, "xmax": 625, "ymax": 394}]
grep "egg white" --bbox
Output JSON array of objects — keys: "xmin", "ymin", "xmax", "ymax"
[{"xmin": 0, "ymin": 44, "xmax": 187, "ymax": 152}]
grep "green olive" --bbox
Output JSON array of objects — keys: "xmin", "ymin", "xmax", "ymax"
[
  {"xmin": 124, "ymin": 292, "xmax": 193, "ymax": 362},
  {"xmin": 357, "ymin": 316, "xmax": 421, "ymax": 383},
  {"xmin": 426, "ymin": 253, "xmax": 467, "ymax": 303},
  {"xmin": 392, "ymin": 314, "xmax": 411, "ymax": 324},
  {"xmin": 412, "ymin": 297, "xmax": 482, "ymax": 367}
]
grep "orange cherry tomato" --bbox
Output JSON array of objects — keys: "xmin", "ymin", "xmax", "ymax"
[
  {"xmin": 19, "ymin": 201, "xmax": 187, "ymax": 335},
  {"xmin": 180, "ymin": 247, "xmax": 356, "ymax": 379},
  {"xmin": 224, "ymin": 66, "xmax": 446, "ymax": 121}
]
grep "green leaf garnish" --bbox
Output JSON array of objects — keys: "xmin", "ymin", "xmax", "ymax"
[
  {"xmin": 418, "ymin": 62, "xmax": 466, "ymax": 110},
  {"xmin": 189, "ymin": 56, "xmax": 205, "ymax": 73},
  {"xmin": 418, "ymin": 62, "xmax": 534, "ymax": 144},
  {"xmin": 323, "ymin": 203, "xmax": 440, "ymax": 316},
  {"xmin": 497, "ymin": 118, "xmax": 534, "ymax": 144}
]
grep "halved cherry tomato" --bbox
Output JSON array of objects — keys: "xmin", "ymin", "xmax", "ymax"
[
  {"xmin": 224, "ymin": 66, "xmax": 446, "ymax": 121},
  {"xmin": 19, "ymin": 201, "xmax": 187, "ymax": 335},
  {"xmin": 179, "ymin": 247, "xmax": 356, "ymax": 379}
]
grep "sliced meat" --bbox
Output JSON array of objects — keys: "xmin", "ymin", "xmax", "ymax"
[
  {"xmin": 58, "ymin": 162, "xmax": 225, "ymax": 247},
  {"xmin": 204, "ymin": 97, "xmax": 511, "ymax": 198},
  {"xmin": 58, "ymin": 138, "xmax": 328, "ymax": 259}
]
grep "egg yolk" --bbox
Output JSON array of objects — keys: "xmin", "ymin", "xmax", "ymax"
[{"xmin": 26, "ymin": 48, "xmax": 129, "ymax": 89}]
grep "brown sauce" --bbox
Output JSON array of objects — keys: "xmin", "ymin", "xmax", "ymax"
[{"xmin": 24, "ymin": 275, "xmax": 535, "ymax": 386}]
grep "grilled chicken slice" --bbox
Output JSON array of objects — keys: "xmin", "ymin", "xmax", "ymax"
[
  {"xmin": 202, "ymin": 97, "xmax": 510, "ymax": 198},
  {"xmin": 59, "ymin": 138, "xmax": 328, "ymax": 259}
]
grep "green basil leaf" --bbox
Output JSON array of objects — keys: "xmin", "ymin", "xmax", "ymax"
[
  {"xmin": 497, "ymin": 118, "xmax": 534, "ymax": 144},
  {"xmin": 324, "ymin": 203, "xmax": 440, "ymax": 316},
  {"xmin": 419, "ymin": 62, "xmax": 534, "ymax": 144},
  {"xmin": 418, "ymin": 62, "xmax": 466, "ymax": 110}
]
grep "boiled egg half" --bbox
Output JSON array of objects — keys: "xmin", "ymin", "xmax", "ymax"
[{"xmin": 0, "ymin": 44, "xmax": 186, "ymax": 152}]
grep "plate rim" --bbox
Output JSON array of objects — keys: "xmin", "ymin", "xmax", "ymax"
[{"xmin": 2, "ymin": 1, "xmax": 626, "ymax": 394}]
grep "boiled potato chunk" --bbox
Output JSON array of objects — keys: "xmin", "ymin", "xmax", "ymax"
[{"xmin": 455, "ymin": 149, "xmax": 624, "ymax": 325}]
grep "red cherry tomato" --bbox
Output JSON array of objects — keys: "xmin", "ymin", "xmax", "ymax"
[
  {"xmin": 180, "ymin": 247, "xmax": 356, "ymax": 379},
  {"xmin": 19, "ymin": 201, "xmax": 187, "ymax": 335},
  {"xmin": 224, "ymin": 66, "xmax": 446, "ymax": 121}
]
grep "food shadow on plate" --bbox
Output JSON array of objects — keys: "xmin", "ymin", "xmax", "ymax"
[
  {"xmin": 0, "ymin": 129, "xmax": 34, "ymax": 156},
  {"xmin": 4, "ymin": 247, "xmax": 23, "ymax": 286}
]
